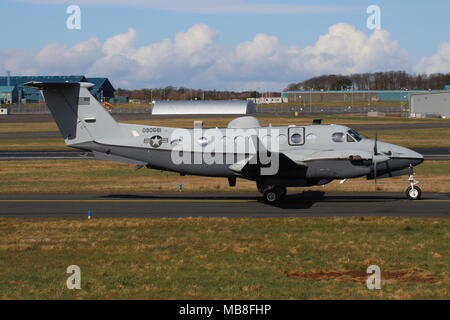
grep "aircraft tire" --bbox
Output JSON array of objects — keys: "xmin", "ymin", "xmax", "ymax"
[
  {"xmin": 263, "ymin": 189, "xmax": 279, "ymax": 204},
  {"xmin": 406, "ymin": 186, "xmax": 421, "ymax": 200}
]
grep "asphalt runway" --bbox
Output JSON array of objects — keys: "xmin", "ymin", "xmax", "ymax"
[
  {"xmin": 0, "ymin": 192, "xmax": 449, "ymax": 218},
  {"xmin": 1, "ymin": 148, "xmax": 448, "ymax": 160}
]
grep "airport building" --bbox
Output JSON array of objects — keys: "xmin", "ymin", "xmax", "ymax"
[
  {"xmin": 281, "ymin": 90, "xmax": 428, "ymax": 104},
  {"xmin": 86, "ymin": 78, "xmax": 115, "ymax": 102},
  {"xmin": 0, "ymin": 86, "xmax": 18, "ymax": 104},
  {"xmin": 0, "ymin": 75, "xmax": 115, "ymax": 104},
  {"xmin": 152, "ymin": 100, "xmax": 256, "ymax": 115},
  {"xmin": 410, "ymin": 89, "xmax": 450, "ymax": 118}
]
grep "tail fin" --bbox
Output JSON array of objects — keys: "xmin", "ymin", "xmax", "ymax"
[{"xmin": 24, "ymin": 81, "xmax": 123, "ymax": 146}]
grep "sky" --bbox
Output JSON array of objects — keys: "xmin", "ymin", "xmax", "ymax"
[{"xmin": 0, "ymin": 0, "xmax": 449, "ymax": 90}]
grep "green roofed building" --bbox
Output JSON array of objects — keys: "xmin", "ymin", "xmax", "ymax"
[
  {"xmin": 0, "ymin": 75, "xmax": 87, "ymax": 103},
  {"xmin": 86, "ymin": 78, "xmax": 115, "ymax": 102},
  {"xmin": 0, "ymin": 75, "xmax": 115, "ymax": 103},
  {"xmin": 0, "ymin": 86, "xmax": 18, "ymax": 104}
]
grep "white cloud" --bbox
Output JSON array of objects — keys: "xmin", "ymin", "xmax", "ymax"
[
  {"xmin": 0, "ymin": 23, "xmax": 415, "ymax": 90},
  {"xmin": 414, "ymin": 43, "xmax": 450, "ymax": 74},
  {"xmin": 102, "ymin": 28, "xmax": 136, "ymax": 57},
  {"xmin": 299, "ymin": 23, "xmax": 409, "ymax": 75}
]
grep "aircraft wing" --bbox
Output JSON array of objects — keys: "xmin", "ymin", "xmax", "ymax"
[
  {"xmin": 229, "ymin": 147, "xmax": 386, "ymax": 176},
  {"xmin": 228, "ymin": 135, "xmax": 308, "ymax": 175}
]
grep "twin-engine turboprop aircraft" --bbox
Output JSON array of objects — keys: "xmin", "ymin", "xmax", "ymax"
[{"xmin": 25, "ymin": 81, "xmax": 424, "ymax": 203}]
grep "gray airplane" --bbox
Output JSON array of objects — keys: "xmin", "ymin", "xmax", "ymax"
[{"xmin": 25, "ymin": 81, "xmax": 424, "ymax": 203}]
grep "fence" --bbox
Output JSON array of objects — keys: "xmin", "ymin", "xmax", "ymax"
[
  {"xmin": 3, "ymin": 103, "xmax": 406, "ymax": 116},
  {"xmin": 256, "ymin": 105, "xmax": 406, "ymax": 114}
]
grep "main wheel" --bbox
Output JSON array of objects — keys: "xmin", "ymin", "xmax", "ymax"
[
  {"xmin": 406, "ymin": 186, "xmax": 421, "ymax": 200},
  {"xmin": 263, "ymin": 189, "xmax": 279, "ymax": 204}
]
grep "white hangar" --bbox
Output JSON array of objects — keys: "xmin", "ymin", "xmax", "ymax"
[{"xmin": 410, "ymin": 91, "xmax": 450, "ymax": 118}]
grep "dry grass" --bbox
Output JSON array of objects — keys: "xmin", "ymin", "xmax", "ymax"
[
  {"xmin": 0, "ymin": 122, "xmax": 58, "ymax": 133},
  {"xmin": 360, "ymin": 128, "xmax": 450, "ymax": 149},
  {"xmin": 0, "ymin": 217, "xmax": 448, "ymax": 299},
  {"xmin": 0, "ymin": 139, "xmax": 69, "ymax": 150},
  {"xmin": 0, "ymin": 160, "xmax": 449, "ymax": 193}
]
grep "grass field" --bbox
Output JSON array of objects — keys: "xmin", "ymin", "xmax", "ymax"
[
  {"xmin": 0, "ymin": 160, "xmax": 449, "ymax": 193},
  {"xmin": 0, "ymin": 138, "xmax": 68, "ymax": 150},
  {"xmin": 0, "ymin": 217, "xmax": 448, "ymax": 299}
]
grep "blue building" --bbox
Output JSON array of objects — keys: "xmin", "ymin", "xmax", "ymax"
[
  {"xmin": 0, "ymin": 75, "xmax": 115, "ymax": 103},
  {"xmin": 282, "ymin": 90, "xmax": 429, "ymax": 103},
  {"xmin": 0, "ymin": 86, "xmax": 19, "ymax": 104},
  {"xmin": 86, "ymin": 78, "xmax": 115, "ymax": 102}
]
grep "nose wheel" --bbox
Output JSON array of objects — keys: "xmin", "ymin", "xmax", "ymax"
[
  {"xmin": 406, "ymin": 165, "xmax": 421, "ymax": 200},
  {"xmin": 258, "ymin": 184, "xmax": 287, "ymax": 204}
]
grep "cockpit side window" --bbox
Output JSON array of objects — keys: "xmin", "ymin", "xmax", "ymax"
[
  {"xmin": 332, "ymin": 132, "xmax": 345, "ymax": 142},
  {"xmin": 347, "ymin": 134, "xmax": 356, "ymax": 142},
  {"xmin": 347, "ymin": 129, "xmax": 363, "ymax": 142}
]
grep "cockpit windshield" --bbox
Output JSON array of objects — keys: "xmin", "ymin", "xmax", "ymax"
[{"xmin": 347, "ymin": 129, "xmax": 363, "ymax": 142}]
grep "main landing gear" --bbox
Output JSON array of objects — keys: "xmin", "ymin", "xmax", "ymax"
[
  {"xmin": 257, "ymin": 184, "xmax": 287, "ymax": 204},
  {"xmin": 406, "ymin": 165, "xmax": 421, "ymax": 200}
]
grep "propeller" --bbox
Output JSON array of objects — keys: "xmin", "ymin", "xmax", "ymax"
[
  {"xmin": 371, "ymin": 132, "xmax": 391, "ymax": 183},
  {"xmin": 373, "ymin": 132, "xmax": 378, "ymax": 183}
]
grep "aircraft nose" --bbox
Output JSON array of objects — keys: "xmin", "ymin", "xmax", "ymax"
[{"xmin": 405, "ymin": 148, "xmax": 424, "ymax": 166}]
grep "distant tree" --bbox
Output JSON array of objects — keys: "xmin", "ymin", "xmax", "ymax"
[{"xmin": 284, "ymin": 71, "xmax": 450, "ymax": 91}]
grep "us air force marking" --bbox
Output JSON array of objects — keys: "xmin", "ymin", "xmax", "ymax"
[{"xmin": 145, "ymin": 135, "xmax": 168, "ymax": 148}]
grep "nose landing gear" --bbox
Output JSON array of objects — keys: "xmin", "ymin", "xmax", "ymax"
[
  {"xmin": 406, "ymin": 165, "xmax": 421, "ymax": 200},
  {"xmin": 257, "ymin": 183, "xmax": 287, "ymax": 204}
]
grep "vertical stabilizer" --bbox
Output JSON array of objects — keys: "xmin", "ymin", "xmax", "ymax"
[{"xmin": 24, "ymin": 82, "xmax": 123, "ymax": 146}]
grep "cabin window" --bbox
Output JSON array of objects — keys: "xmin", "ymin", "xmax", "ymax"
[
  {"xmin": 234, "ymin": 136, "xmax": 245, "ymax": 144},
  {"xmin": 277, "ymin": 134, "xmax": 287, "ymax": 144},
  {"xmin": 290, "ymin": 133, "xmax": 303, "ymax": 144},
  {"xmin": 288, "ymin": 127, "xmax": 305, "ymax": 145},
  {"xmin": 221, "ymin": 136, "xmax": 231, "ymax": 144},
  {"xmin": 262, "ymin": 135, "xmax": 272, "ymax": 145},
  {"xmin": 332, "ymin": 132, "xmax": 345, "ymax": 142},
  {"xmin": 197, "ymin": 137, "xmax": 209, "ymax": 147},
  {"xmin": 171, "ymin": 138, "xmax": 182, "ymax": 146},
  {"xmin": 306, "ymin": 133, "xmax": 317, "ymax": 143}
]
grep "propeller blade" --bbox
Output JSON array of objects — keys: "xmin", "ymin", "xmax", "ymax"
[
  {"xmin": 374, "ymin": 159, "xmax": 377, "ymax": 184},
  {"xmin": 373, "ymin": 131, "xmax": 378, "ymax": 184},
  {"xmin": 374, "ymin": 131, "xmax": 378, "ymax": 155}
]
